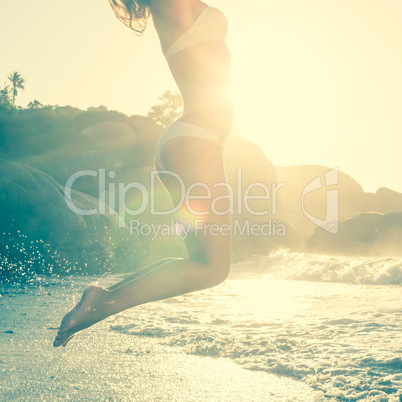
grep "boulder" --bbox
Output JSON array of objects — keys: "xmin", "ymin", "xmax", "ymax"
[
  {"xmin": 224, "ymin": 136, "xmax": 277, "ymax": 218},
  {"xmin": 307, "ymin": 212, "xmax": 402, "ymax": 256},
  {"xmin": 275, "ymin": 165, "xmax": 364, "ymax": 237},
  {"xmin": 223, "ymin": 136, "xmax": 301, "ymax": 252},
  {"xmin": 59, "ymin": 150, "xmax": 123, "ymax": 198},
  {"xmin": 0, "ymin": 159, "xmax": 145, "ymax": 282}
]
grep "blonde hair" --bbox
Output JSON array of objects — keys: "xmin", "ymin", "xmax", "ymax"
[{"xmin": 108, "ymin": 0, "xmax": 151, "ymax": 34}]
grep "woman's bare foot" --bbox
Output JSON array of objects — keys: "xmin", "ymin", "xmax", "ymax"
[{"xmin": 53, "ymin": 285, "xmax": 109, "ymax": 348}]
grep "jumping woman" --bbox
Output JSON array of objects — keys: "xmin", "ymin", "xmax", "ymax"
[{"xmin": 54, "ymin": 0, "xmax": 233, "ymax": 347}]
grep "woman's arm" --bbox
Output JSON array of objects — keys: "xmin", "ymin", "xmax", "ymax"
[
  {"xmin": 149, "ymin": 0, "xmax": 191, "ymax": 20},
  {"xmin": 150, "ymin": 0, "xmax": 203, "ymax": 51}
]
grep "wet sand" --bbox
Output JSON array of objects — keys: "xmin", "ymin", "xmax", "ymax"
[{"xmin": 0, "ymin": 281, "xmax": 321, "ymax": 401}]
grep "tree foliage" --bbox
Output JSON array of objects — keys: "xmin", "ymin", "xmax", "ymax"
[
  {"xmin": 27, "ymin": 99, "xmax": 43, "ymax": 109},
  {"xmin": 147, "ymin": 90, "xmax": 183, "ymax": 128},
  {"xmin": 0, "ymin": 84, "xmax": 13, "ymax": 109}
]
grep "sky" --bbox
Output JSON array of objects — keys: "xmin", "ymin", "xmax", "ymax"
[{"xmin": 1, "ymin": 0, "xmax": 401, "ymax": 193}]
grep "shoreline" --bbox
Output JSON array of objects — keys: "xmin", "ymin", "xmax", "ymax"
[{"xmin": 0, "ymin": 281, "xmax": 322, "ymax": 401}]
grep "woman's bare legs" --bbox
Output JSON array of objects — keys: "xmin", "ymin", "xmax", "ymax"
[
  {"xmin": 53, "ymin": 136, "xmax": 231, "ymax": 347},
  {"xmin": 107, "ymin": 258, "xmax": 182, "ymax": 291}
]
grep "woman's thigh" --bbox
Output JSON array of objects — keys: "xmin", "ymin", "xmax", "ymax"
[{"xmin": 156, "ymin": 135, "xmax": 231, "ymax": 268}]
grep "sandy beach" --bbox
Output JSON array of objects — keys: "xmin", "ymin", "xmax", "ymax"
[
  {"xmin": 1, "ymin": 277, "xmax": 321, "ymax": 401},
  {"xmin": 1, "ymin": 252, "xmax": 402, "ymax": 401}
]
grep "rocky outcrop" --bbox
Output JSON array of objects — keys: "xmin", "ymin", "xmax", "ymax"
[
  {"xmin": 275, "ymin": 165, "xmax": 365, "ymax": 237},
  {"xmin": 0, "ymin": 159, "xmax": 145, "ymax": 282},
  {"xmin": 224, "ymin": 137, "xmax": 301, "ymax": 253},
  {"xmin": 1, "ymin": 106, "xmax": 401, "ymax": 280},
  {"xmin": 307, "ymin": 212, "xmax": 402, "ymax": 256}
]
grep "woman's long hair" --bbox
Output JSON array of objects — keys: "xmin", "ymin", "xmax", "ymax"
[{"xmin": 108, "ymin": 0, "xmax": 151, "ymax": 34}]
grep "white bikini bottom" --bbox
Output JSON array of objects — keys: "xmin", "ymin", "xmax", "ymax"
[{"xmin": 154, "ymin": 120, "xmax": 226, "ymax": 170}]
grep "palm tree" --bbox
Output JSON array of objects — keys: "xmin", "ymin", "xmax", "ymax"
[
  {"xmin": 7, "ymin": 71, "xmax": 25, "ymax": 104},
  {"xmin": 27, "ymin": 99, "xmax": 43, "ymax": 109}
]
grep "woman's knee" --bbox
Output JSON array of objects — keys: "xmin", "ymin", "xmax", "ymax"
[
  {"xmin": 207, "ymin": 258, "xmax": 231, "ymax": 287},
  {"xmin": 190, "ymin": 251, "xmax": 230, "ymax": 287}
]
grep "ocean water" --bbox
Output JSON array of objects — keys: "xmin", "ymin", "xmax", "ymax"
[
  {"xmin": 108, "ymin": 252, "xmax": 402, "ymax": 401},
  {"xmin": 1, "ymin": 251, "xmax": 402, "ymax": 401}
]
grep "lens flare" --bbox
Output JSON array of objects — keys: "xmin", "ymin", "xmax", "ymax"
[{"xmin": 176, "ymin": 200, "xmax": 210, "ymax": 229}]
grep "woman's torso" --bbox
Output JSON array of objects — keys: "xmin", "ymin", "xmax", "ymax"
[{"xmin": 151, "ymin": 1, "xmax": 233, "ymax": 136}]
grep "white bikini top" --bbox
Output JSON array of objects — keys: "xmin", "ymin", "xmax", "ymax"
[{"xmin": 164, "ymin": 6, "xmax": 228, "ymax": 61}]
